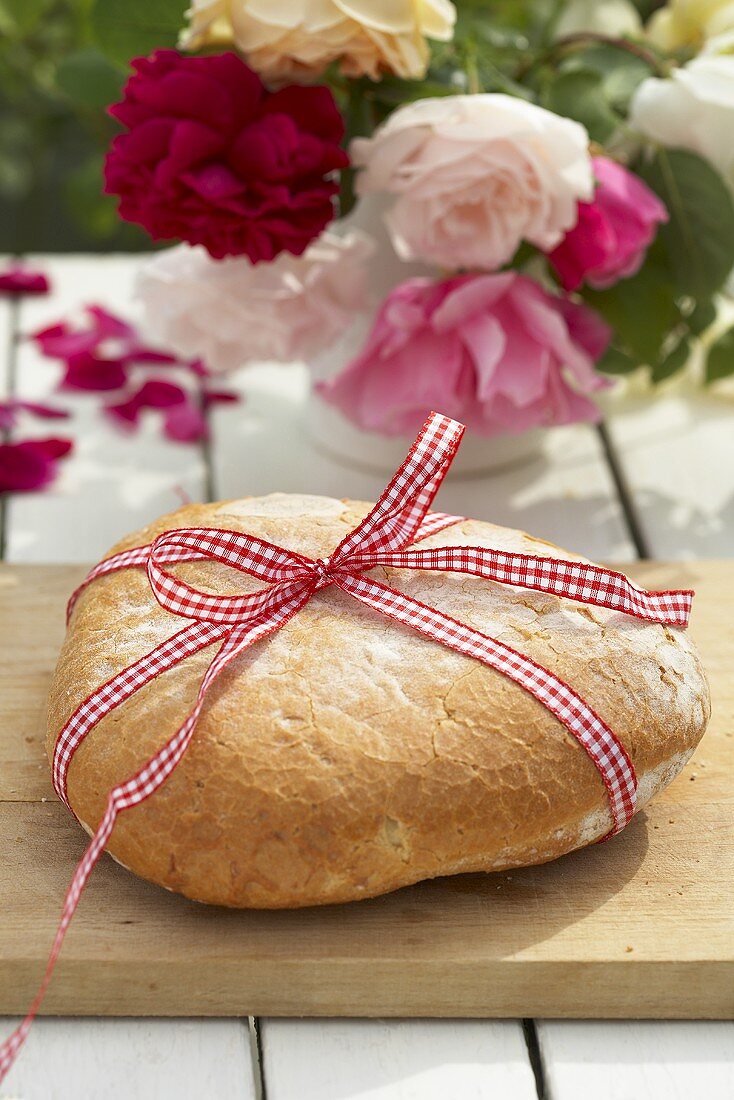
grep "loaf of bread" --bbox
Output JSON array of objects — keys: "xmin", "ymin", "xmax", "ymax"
[{"xmin": 46, "ymin": 492, "xmax": 710, "ymax": 908}]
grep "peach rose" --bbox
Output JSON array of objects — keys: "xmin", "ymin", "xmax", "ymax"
[
  {"xmin": 352, "ymin": 94, "xmax": 594, "ymax": 273},
  {"xmin": 182, "ymin": 0, "xmax": 456, "ymax": 81}
]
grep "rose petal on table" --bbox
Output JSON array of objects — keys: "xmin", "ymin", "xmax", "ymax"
[
  {"xmin": 0, "ymin": 266, "xmax": 50, "ymax": 296},
  {"xmin": 33, "ymin": 322, "xmax": 100, "ymax": 360},
  {"xmin": 201, "ymin": 387, "xmax": 239, "ymax": 408},
  {"xmin": 0, "ymin": 437, "xmax": 73, "ymax": 493},
  {"xmin": 0, "ymin": 400, "xmax": 70, "ymax": 430},
  {"xmin": 61, "ymin": 352, "xmax": 129, "ymax": 392},
  {"xmin": 106, "ymin": 379, "xmax": 194, "ymax": 437},
  {"xmin": 163, "ymin": 398, "xmax": 208, "ymax": 442}
]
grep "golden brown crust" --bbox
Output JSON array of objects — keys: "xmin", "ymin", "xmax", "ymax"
[{"xmin": 46, "ymin": 494, "xmax": 711, "ymax": 908}]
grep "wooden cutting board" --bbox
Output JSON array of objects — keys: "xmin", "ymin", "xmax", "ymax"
[{"xmin": 0, "ymin": 561, "xmax": 731, "ymax": 1020}]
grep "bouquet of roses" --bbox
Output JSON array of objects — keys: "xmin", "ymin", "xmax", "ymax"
[{"xmin": 94, "ymin": 0, "xmax": 734, "ymax": 438}]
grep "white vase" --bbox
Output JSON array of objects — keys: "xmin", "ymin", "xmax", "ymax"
[{"xmin": 307, "ymin": 395, "xmax": 543, "ymax": 478}]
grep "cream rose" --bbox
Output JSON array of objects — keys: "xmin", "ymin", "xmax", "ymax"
[
  {"xmin": 647, "ymin": 0, "xmax": 734, "ymax": 51},
  {"xmin": 136, "ymin": 231, "xmax": 374, "ymax": 374},
  {"xmin": 182, "ymin": 0, "xmax": 456, "ymax": 82},
  {"xmin": 630, "ymin": 55, "xmax": 734, "ymax": 192},
  {"xmin": 351, "ymin": 94, "xmax": 594, "ymax": 273}
]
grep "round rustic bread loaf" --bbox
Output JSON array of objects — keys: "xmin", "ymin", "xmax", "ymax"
[{"xmin": 46, "ymin": 493, "xmax": 710, "ymax": 908}]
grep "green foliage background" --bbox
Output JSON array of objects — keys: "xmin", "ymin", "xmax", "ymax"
[
  {"xmin": 0, "ymin": 0, "xmax": 187, "ymax": 251},
  {"xmin": 0, "ymin": 0, "xmax": 651, "ymax": 252},
  {"xmin": 1, "ymin": 0, "xmax": 733, "ymax": 380}
]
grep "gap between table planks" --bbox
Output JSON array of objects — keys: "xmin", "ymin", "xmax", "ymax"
[{"xmin": 0, "ymin": 558, "xmax": 731, "ymax": 1022}]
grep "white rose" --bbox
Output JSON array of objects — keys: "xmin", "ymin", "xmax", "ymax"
[
  {"xmin": 647, "ymin": 0, "xmax": 734, "ymax": 52},
  {"xmin": 352, "ymin": 94, "xmax": 593, "ymax": 273},
  {"xmin": 136, "ymin": 231, "xmax": 374, "ymax": 374},
  {"xmin": 182, "ymin": 0, "xmax": 456, "ymax": 82},
  {"xmin": 630, "ymin": 55, "xmax": 734, "ymax": 192},
  {"xmin": 701, "ymin": 27, "xmax": 734, "ymax": 54}
]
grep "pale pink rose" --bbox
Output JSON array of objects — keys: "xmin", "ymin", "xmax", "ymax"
[
  {"xmin": 317, "ymin": 272, "xmax": 612, "ymax": 437},
  {"xmin": 136, "ymin": 231, "xmax": 373, "ymax": 374},
  {"xmin": 548, "ymin": 157, "xmax": 668, "ymax": 291},
  {"xmin": 352, "ymin": 94, "xmax": 594, "ymax": 272},
  {"xmin": 182, "ymin": 0, "xmax": 456, "ymax": 82}
]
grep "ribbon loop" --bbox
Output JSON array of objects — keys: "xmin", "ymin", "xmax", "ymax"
[
  {"xmin": 342, "ymin": 545, "xmax": 693, "ymax": 628},
  {"xmin": 329, "ymin": 413, "xmax": 465, "ymax": 567},
  {"xmin": 146, "ymin": 528, "xmax": 315, "ymax": 626}
]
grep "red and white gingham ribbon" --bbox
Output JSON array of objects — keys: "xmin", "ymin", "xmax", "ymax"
[{"xmin": 0, "ymin": 412, "xmax": 694, "ymax": 1083}]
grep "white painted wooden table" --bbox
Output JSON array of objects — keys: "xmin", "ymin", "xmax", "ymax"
[{"xmin": 1, "ymin": 255, "xmax": 733, "ymax": 1100}]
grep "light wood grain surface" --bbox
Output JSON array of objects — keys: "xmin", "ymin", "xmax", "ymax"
[
  {"xmin": 0, "ymin": 559, "xmax": 730, "ymax": 1022},
  {"xmin": 1, "ymin": 254, "xmax": 732, "ymax": 1099}
]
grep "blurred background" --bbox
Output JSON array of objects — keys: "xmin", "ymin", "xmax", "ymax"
[{"xmin": 0, "ymin": 0, "xmax": 664, "ymax": 254}]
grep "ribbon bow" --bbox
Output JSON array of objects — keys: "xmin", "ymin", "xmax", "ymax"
[{"xmin": 0, "ymin": 412, "xmax": 694, "ymax": 1083}]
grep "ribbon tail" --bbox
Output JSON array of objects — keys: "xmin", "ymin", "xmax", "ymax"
[
  {"xmin": 345, "ymin": 547, "xmax": 694, "ymax": 628},
  {"xmin": 53, "ymin": 620, "xmax": 228, "ymax": 804},
  {"xmin": 336, "ymin": 573, "xmax": 637, "ymax": 837},
  {"xmin": 0, "ymin": 587, "xmax": 313, "ymax": 1087}
]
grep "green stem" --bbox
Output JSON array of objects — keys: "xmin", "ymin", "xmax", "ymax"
[
  {"xmin": 556, "ymin": 31, "xmax": 669, "ymax": 72},
  {"xmin": 517, "ymin": 31, "xmax": 670, "ymax": 80},
  {"xmin": 465, "ymin": 38, "xmax": 482, "ymax": 95}
]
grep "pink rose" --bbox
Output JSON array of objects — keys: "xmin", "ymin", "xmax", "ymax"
[
  {"xmin": 317, "ymin": 272, "xmax": 612, "ymax": 436},
  {"xmin": 352, "ymin": 94, "xmax": 593, "ymax": 272},
  {"xmin": 548, "ymin": 157, "xmax": 668, "ymax": 292}
]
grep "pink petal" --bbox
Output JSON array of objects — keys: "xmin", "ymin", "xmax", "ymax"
[
  {"xmin": 105, "ymin": 395, "xmax": 143, "ymax": 428},
  {"xmin": 33, "ymin": 323, "xmax": 98, "ymax": 360},
  {"xmin": 0, "ymin": 437, "xmax": 72, "ymax": 493},
  {"xmin": 163, "ymin": 399, "xmax": 207, "ymax": 442},
  {"xmin": 201, "ymin": 388, "xmax": 239, "ymax": 408},
  {"xmin": 0, "ymin": 266, "xmax": 50, "ymax": 296},
  {"xmin": 123, "ymin": 346, "xmax": 180, "ymax": 366},
  {"xmin": 18, "ymin": 400, "xmax": 70, "ymax": 420},
  {"xmin": 86, "ymin": 305, "xmax": 138, "ymax": 342},
  {"xmin": 131, "ymin": 379, "xmax": 187, "ymax": 408},
  {"xmin": 105, "ymin": 379, "xmax": 186, "ymax": 429},
  {"xmin": 0, "ymin": 400, "xmax": 70, "ymax": 430},
  {"xmin": 188, "ymin": 358, "xmax": 210, "ymax": 378},
  {"xmin": 61, "ymin": 353, "xmax": 128, "ymax": 392},
  {"xmin": 30, "ymin": 437, "xmax": 73, "ymax": 459}
]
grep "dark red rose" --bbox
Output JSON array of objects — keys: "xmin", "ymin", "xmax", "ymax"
[{"xmin": 104, "ymin": 50, "xmax": 349, "ymax": 262}]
